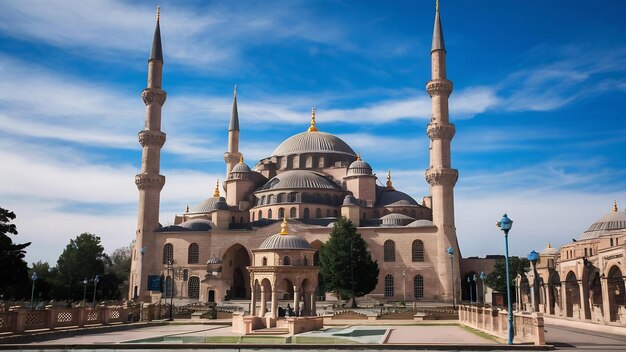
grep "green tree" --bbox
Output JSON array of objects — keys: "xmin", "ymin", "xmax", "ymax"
[
  {"xmin": 485, "ymin": 256, "xmax": 530, "ymax": 303},
  {"xmin": 29, "ymin": 261, "xmax": 53, "ymax": 301},
  {"xmin": 56, "ymin": 233, "xmax": 111, "ymax": 301},
  {"xmin": 319, "ymin": 217, "xmax": 379, "ymax": 308},
  {"xmin": 0, "ymin": 207, "xmax": 30, "ymax": 299},
  {"xmin": 106, "ymin": 243, "xmax": 133, "ymax": 299}
]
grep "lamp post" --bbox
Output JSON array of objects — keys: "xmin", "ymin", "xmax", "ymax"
[
  {"xmin": 167, "ymin": 260, "xmax": 173, "ymax": 321},
  {"xmin": 497, "ymin": 213, "xmax": 514, "ymax": 345},
  {"xmin": 527, "ymin": 250, "xmax": 539, "ymax": 312},
  {"xmin": 30, "ymin": 273, "xmax": 38, "ymax": 310},
  {"xmin": 402, "ymin": 270, "xmax": 406, "ymax": 303},
  {"xmin": 447, "ymin": 246, "xmax": 456, "ymax": 309},
  {"xmin": 139, "ymin": 246, "xmax": 146, "ymax": 301},
  {"xmin": 480, "ymin": 271, "xmax": 487, "ymax": 304},
  {"xmin": 92, "ymin": 275, "xmax": 100, "ymax": 308},
  {"xmin": 82, "ymin": 278, "xmax": 88, "ymax": 306}
]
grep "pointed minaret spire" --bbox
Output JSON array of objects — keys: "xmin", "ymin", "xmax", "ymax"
[
  {"xmin": 431, "ymin": 0, "xmax": 445, "ymax": 53},
  {"xmin": 280, "ymin": 216, "xmax": 289, "ymax": 235},
  {"xmin": 386, "ymin": 170, "xmax": 394, "ymax": 190},
  {"xmin": 229, "ymin": 85, "xmax": 239, "ymax": 131},
  {"xmin": 225, "ymin": 85, "xmax": 242, "ymax": 177},
  {"xmin": 150, "ymin": 6, "xmax": 163, "ymax": 62},
  {"xmin": 613, "ymin": 200, "xmax": 619, "ymax": 212},
  {"xmin": 213, "ymin": 178, "xmax": 220, "ymax": 198}
]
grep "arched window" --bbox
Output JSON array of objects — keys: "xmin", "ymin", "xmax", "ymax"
[
  {"xmin": 163, "ymin": 243, "xmax": 173, "ymax": 264},
  {"xmin": 283, "ymin": 256, "xmax": 291, "ymax": 265},
  {"xmin": 412, "ymin": 240, "xmax": 424, "ymax": 262},
  {"xmin": 240, "ymin": 216, "xmax": 244, "ymax": 223},
  {"xmin": 262, "ymin": 257, "xmax": 267, "ymax": 266},
  {"xmin": 290, "ymin": 207, "xmax": 297, "ymax": 218},
  {"xmin": 188, "ymin": 243, "xmax": 199, "ymax": 264},
  {"xmin": 188, "ymin": 276, "xmax": 200, "ymax": 299},
  {"xmin": 303, "ymin": 256, "xmax": 308, "ymax": 266},
  {"xmin": 268, "ymin": 209, "xmax": 273, "ymax": 219},
  {"xmin": 384, "ymin": 240, "xmax": 396, "ymax": 262},
  {"xmin": 303, "ymin": 208, "xmax": 310, "ymax": 219},
  {"xmin": 259, "ymin": 210, "xmax": 263, "ymax": 219},
  {"xmin": 252, "ymin": 213, "xmax": 255, "ymax": 222},
  {"xmin": 316, "ymin": 208, "xmax": 322, "ymax": 218},
  {"xmin": 414, "ymin": 275, "xmax": 424, "ymax": 299},
  {"xmin": 231, "ymin": 216, "xmax": 235, "ymax": 224},
  {"xmin": 384, "ymin": 274, "xmax": 394, "ymax": 297},
  {"xmin": 278, "ymin": 208, "xmax": 285, "ymax": 219},
  {"xmin": 326, "ymin": 209, "xmax": 331, "ymax": 217}
]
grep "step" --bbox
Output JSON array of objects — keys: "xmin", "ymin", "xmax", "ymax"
[{"xmin": 248, "ymin": 328, "xmax": 289, "ymax": 335}]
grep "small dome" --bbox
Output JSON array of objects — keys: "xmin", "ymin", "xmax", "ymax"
[
  {"xmin": 231, "ymin": 162, "xmax": 251, "ymax": 174},
  {"xmin": 190, "ymin": 196, "xmax": 229, "ymax": 213},
  {"xmin": 377, "ymin": 188, "xmax": 420, "ymax": 207},
  {"xmin": 343, "ymin": 195, "xmax": 359, "ymax": 206},
  {"xmin": 381, "ymin": 213, "xmax": 415, "ymax": 227},
  {"xmin": 179, "ymin": 218, "xmax": 214, "ymax": 231},
  {"xmin": 258, "ymin": 170, "xmax": 341, "ymax": 191},
  {"xmin": 347, "ymin": 158, "xmax": 372, "ymax": 176},
  {"xmin": 540, "ymin": 243, "xmax": 559, "ymax": 256},
  {"xmin": 406, "ymin": 219, "xmax": 435, "ymax": 228},
  {"xmin": 259, "ymin": 233, "xmax": 311, "ymax": 250},
  {"xmin": 272, "ymin": 131, "xmax": 356, "ymax": 157},
  {"xmin": 579, "ymin": 209, "xmax": 626, "ymax": 240},
  {"xmin": 206, "ymin": 257, "xmax": 223, "ymax": 264}
]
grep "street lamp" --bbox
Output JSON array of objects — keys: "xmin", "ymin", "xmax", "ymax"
[
  {"xmin": 480, "ymin": 271, "xmax": 488, "ymax": 304},
  {"xmin": 92, "ymin": 275, "xmax": 100, "ymax": 308},
  {"xmin": 167, "ymin": 260, "xmax": 174, "ymax": 321},
  {"xmin": 30, "ymin": 273, "xmax": 38, "ymax": 310},
  {"xmin": 527, "ymin": 250, "xmax": 539, "ymax": 312},
  {"xmin": 496, "ymin": 213, "xmax": 514, "ymax": 345},
  {"xmin": 82, "ymin": 278, "xmax": 88, "ymax": 306},
  {"xmin": 447, "ymin": 246, "xmax": 456, "ymax": 309},
  {"xmin": 402, "ymin": 270, "xmax": 406, "ymax": 303}
]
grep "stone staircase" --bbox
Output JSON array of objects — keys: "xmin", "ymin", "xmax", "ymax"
[{"xmin": 247, "ymin": 327, "xmax": 289, "ymax": 335}]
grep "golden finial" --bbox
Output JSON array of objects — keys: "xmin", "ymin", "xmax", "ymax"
[
  {"xmin": 386, "ymin": 170, "xmax": 394, "ymax": 190},
  {"xmin": 213, "ymin": 178, "xmax": 220, "ymax": 198},
  {"xmin": 308, "ymin": 106, "xmax": 318, "ymax": 132},
  {"xmin": 613, "ymin": 200, "xmax": 619, "ymax": 212},
  {"xmin": 436, "ymin": 0, "xmax": 439, "ymax": 12},
  {"xmin": 280, "ymin": 216, "xmax": 288, "ymax": 235},
  {"xmin": 356, "ymin": 153, "xmax": 361, "ymax": 161},
  {"xmin": 547, "ymin": 242, "xmax": 552, "ymax": 248},
  {"xmin": 156, "ymin": 6, "xmax": 160, "ymax": 21},
  {"xmin": 239, "ymin": 154, "xmax": 244, "ymax": 163}
]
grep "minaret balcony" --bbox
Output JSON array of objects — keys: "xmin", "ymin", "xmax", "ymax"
[
  {"xmin": 141, "ymin": 88, "xmax": 167, "ymax": 106},
  {"xmin": 135, "ymin": 173, "xmax": 165, "ymax": 190},
  {"xmin": 425, "ymin": 168, "xmax": 458, "ymax": 187},
  {"xmin": 427, "ymin": 123, "xmax": 455, "ymax": 140},
  {"xmin": 426, "ymin": 79, "xmax": 453, "ymax": 97},
  {"xmin": 138, "ymin": 130, "xmax": 166, "ymax": 147}
]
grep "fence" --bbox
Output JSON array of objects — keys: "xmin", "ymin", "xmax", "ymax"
[
  {"xmin": 458, "ymin": 305, "xmax": 545, "ymax": 345},
  {"xmin": 0, "ymin": 305, "xmax": 158, "ymax": 334}
]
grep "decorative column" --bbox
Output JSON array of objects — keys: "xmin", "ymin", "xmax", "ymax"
[
  {"xmin": 601, "ymin": 275, "xmax": 611, "ymax": 323},
  {"xmin": 250, "ymin": 282, "xmax": 257, "ymax": 316},
  {"xmin": 260, "ymin": 286, "xmax": 267, "ymax": 317},
  {"xmin": 293, "ymin": 287, "xmax": 300, "ymax": 316},
  {"xmin": 271, "ymin": 289, "xmax": 278, "ymax": 318},
  {"xmin": 578, "ymin": 279, "xmax": 588, "ymax": 320},
  {"xmin": 310, "ymin": 292, "xmax": 316, "ymax": 316}
]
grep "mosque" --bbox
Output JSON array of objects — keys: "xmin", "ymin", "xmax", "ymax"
[{"xmin": 128, "ymin": 4, "xmax": 465, "ymax": 308}]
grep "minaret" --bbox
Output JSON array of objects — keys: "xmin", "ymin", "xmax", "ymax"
[
  {"xmin": 129, "ymin": 7, "xmax": 167, "ymax": 301},
  {"xmin": 224, "ymin": 86, "xmax": 242, "ymax": 177},
  {"xmin": 424, "ymin": 0, "xmax": 460, "ymax": 303}
]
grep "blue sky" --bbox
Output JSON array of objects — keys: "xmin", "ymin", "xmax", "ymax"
[{"xmin": 1, "ymin": 0, "xmax": 625, "ymax": 265}]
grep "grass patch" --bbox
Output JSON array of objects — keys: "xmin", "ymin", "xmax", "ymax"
[
  {"xmin": 289, "ymin": 336, "xmax": 357, "ymax": 344},
  {"xmin": 458, "ymin": 324, "xmax": 501, "ymax": 343}
]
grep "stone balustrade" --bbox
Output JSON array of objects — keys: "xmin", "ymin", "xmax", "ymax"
[
  {"xmin": 458, "ymin": 305, "xmax": 545, "ymax": 345},
  {"xmin": 0, "ymin": 305, "xmax": 159, "ymax": 334}
]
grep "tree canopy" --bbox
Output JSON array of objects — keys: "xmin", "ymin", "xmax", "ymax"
[
  {"xmin": 319, "ymin": 217, "xmax": 379, "ymax": 307},
  {"xmin": 0, "ymin": 206, "xmax": 30, "ymax": 299},
  {"xmin": 485, "ymin": 256, "xmax": 530, "ymax": 302}
]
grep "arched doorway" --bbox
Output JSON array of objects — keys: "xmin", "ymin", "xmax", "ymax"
[
  {"xmin": 589, "ymin": 271, "xmax": 603, "ymax": 317},
  {"xmin": 608, "ymin": 266, "xmax": 625, "ymax": 322},
  {"xmin": 222, "ymin": 244, "xmax": 251, "ymax": 299},
  {"xmin": 188, "ymin": 276, "xmax": 200, "ymax": 299},
  {"xmin": 565, "ymin": 271, "xmax": 580, "ymax": 318},
  {"xmin": 310, "ymin": 240, "xmax": 324, "ymax": 300},
  {"xmin": 463, "ymin": 272, "xmax": 478, "ymax": 302},
  {"xmin": 548, "ymin": 271, "xmax": 561, "ymax": 315}
]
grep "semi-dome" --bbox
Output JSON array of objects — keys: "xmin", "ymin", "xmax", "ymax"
[
  {"xmin": 257, "ymin": 170, "xmax": 341, "ymax": 191},
  {"xmin": 381, "ymin": 213, "xmax": 416, "ymax": 227},
  {"xmin": 406, "ymin": 219, "xmax": 435, "ymax": 228},
  {"xmin": 540, "ymin": 242, "xmax": 559, "ymax": 256},
  {"xmin": 272, "ymin": 131, "xmax": 356, "ymax": 157},
  {"xmin": 343, "ymin": 195, "xmax": 359, "ymax": 206},
  {"xmin": 231, "ymin": 161, "xmax": 251, "ymax": 173},
  {"xmin": 579, "ymin": 205, "xmax": 626, "ymax": 240},
  {"xmin": 179, "ymin": 218, "xmax": 214, "ymax": 231},
  {"xmin": 347, "ymin": 157, "xmax": 373, "ymax": 176},
  {"xmin": 190, "ymin": 196, "xmax": 229, "ymax": 213},
  {"xmin": 377, "ymin": 188, "xmax": 420, "ymax": 207}
]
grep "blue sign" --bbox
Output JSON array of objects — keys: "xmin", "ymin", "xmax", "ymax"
[{"xmin": 147, "ymin": 275, "xmax": 162, "ymax": 291}]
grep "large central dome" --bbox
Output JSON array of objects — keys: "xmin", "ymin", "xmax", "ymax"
[{"xmin": 272, "ymin": 131, "xmax": 356, "ymax": 157}]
